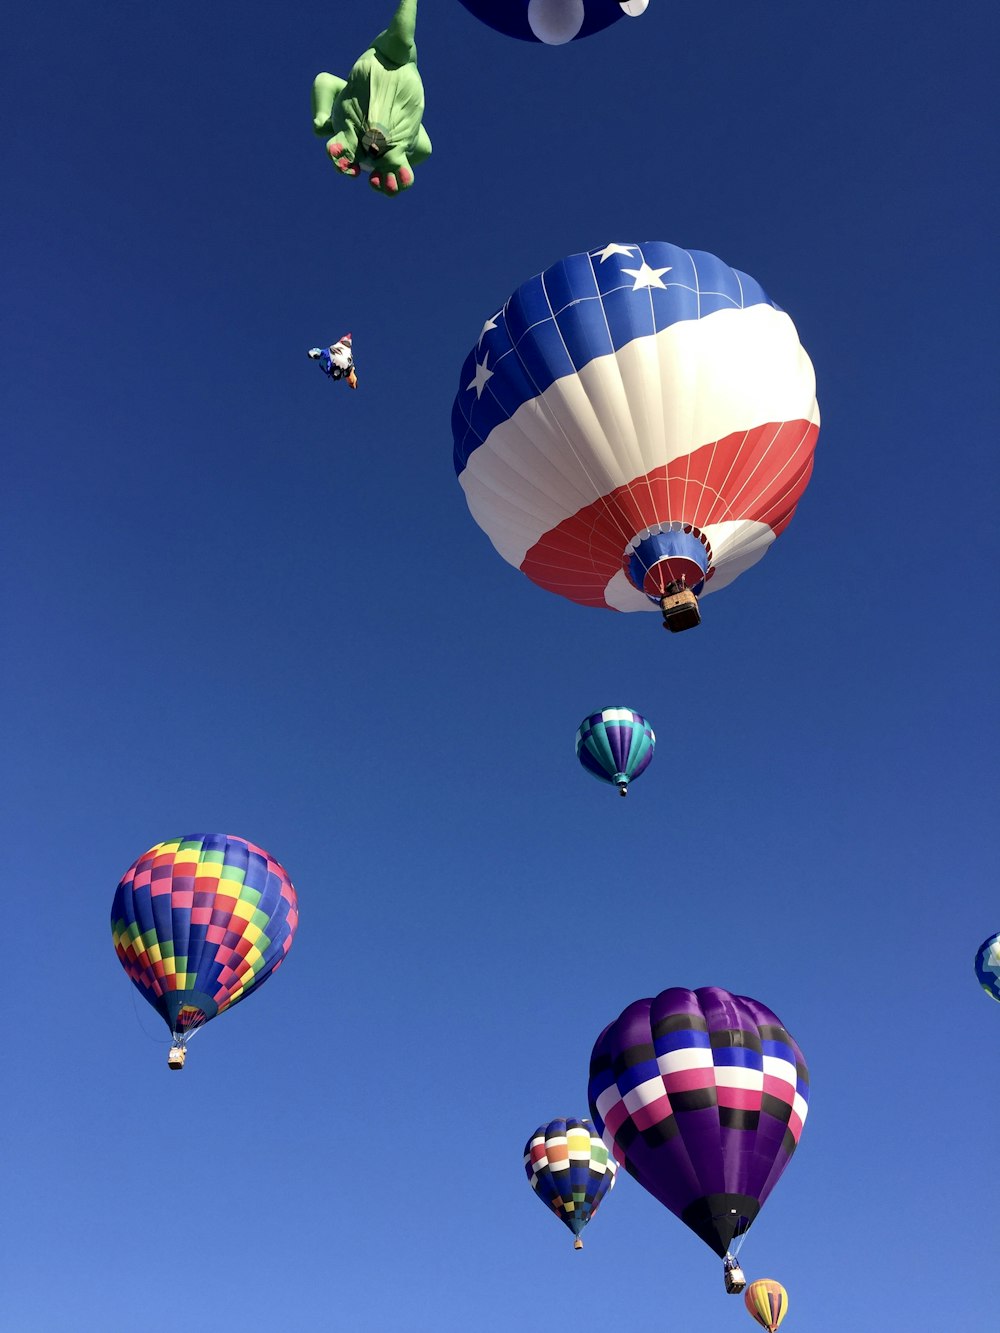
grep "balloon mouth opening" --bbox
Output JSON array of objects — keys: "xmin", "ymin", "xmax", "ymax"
[
  {"xmin": 624, "ymin": 524, "xmax": 712, "ymax": 599},
  {"xmin": 363, "ymin": 127, "xmax": 388, "ymax": 156}
]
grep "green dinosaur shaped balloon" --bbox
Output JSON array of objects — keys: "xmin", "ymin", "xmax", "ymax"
[{"xmin": 312, "ymin": 0, "xmax": 431, "ymax": 197}]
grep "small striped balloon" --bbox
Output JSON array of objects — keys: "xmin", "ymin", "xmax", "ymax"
[
  {"xmin": 576, "ymin": 707, "xmax": 655, "ymax": 796},
  {"xmin": 524, "ymin": 1118, "xmax": 617, "ymax": 1247},
  {"xmin": 744, "ymin": 1278, "xmax": 788, "ymax": 1330}
]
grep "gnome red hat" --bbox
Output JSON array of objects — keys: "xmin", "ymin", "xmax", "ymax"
[{"xmin": 339, "ymin": 333, "xmax": 352, "ymax": 345}]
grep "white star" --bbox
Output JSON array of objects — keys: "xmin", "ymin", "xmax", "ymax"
[
  {"xmin": 621, "ymin": 262, "xmax": 672, "ymax": 291},
  {"xmin": 467, "ymin": 353, "xmax": 494, "ymax": 398},
  {"xmin": 478, "ymin": 313, "xmax": 500, "ymax": 347},
  {"xmin": 593, "ymin": 243, "xmax": 635, "ymax": 263}
]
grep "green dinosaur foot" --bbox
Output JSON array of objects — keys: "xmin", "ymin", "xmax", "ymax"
[
  {"xmin": 328, "ymin": 140, "xmax": 361, "ymax": 176},
  {"xmin": 369, "ymin": 162, "xmax": 414, "ymax": 195}
]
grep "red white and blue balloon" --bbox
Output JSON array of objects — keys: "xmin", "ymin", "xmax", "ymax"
[
  {"xmin": 452, "ymin": 242, "xmax": 819, "ymax": 617},
  {"xmin": 458, "ymin": 0, "xmax": 648, "ymax": 44}
]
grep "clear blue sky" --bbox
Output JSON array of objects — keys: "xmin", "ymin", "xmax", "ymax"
[{"xmin": 2, "ymin": 2, "xmax": 997, "ymax": 1329}]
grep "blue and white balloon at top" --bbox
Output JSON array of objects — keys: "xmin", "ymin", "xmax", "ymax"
[
  {"xmin": 576, "ymin": 707, "xmax": 655, "ymax": 796},
  {"xmin": 975, "ymin": 933, "xmax": 1000, "ymax": 1002},
  {"xmin": 458, "ymin": 0, "xmax": 648, "ymax": 44}
]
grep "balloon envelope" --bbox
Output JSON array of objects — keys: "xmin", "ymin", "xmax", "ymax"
[
  {"xmin": 453, "ymin": 242, "xmax": 819, "ymax": 617},
  {"xmin": 588, "ymin": 986, "xmax": 809, "ymax": 1257},
  {"xmin": 111, "ymin": 834, "xmax": 299, "ymax": 1039},
  {"xmin": 745, "ymin": 1278, "xmax": 789, "ymax": 1330},
  {"xmin": 457, "ymin": 0, "xmax": 636, "ymax": 43},
  {"xmin": 975, "ymin": 932, "xmax": 1000, "ymax": 1001},
  {"xmin": 576, "ymin": 707, "xmax": 655, "ymax": 792},
  {"xmin": 524, "ymin": 1117, "xmax": 617, "ymax": 1239}
]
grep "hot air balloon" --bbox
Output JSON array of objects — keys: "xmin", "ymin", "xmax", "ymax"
[
  {"xmin": 524, "ymin": 1117, "xmax": 617, "ymax": 1248},
  {"xmin": 452, "ymin": 242, "xmax": 819, "ymax": 633},
  {"xmin": 457, "ymin": 0, "xmax": 648, "ymax": 44},
  {"xmin": 745, "ymin": 1278, "xmax": 789, "ymax": 1330},
  {"xmin": 111, "ymin": 835, "xmax": 299, "ymax": 1069},
  {"xmin": 312, "ymin": 0, "xmax": 431, "ymax": 196},
  {"xmin": 975, "ymin": 932, "xmax": 1000, "ymax": 1001},
  {"xmin": 588, "ymin": 986, "xmax": 808, "ymax": 1292},
  {"xmin": 576, "ymin": 707, "xmax": 655, "ymax": 796}
]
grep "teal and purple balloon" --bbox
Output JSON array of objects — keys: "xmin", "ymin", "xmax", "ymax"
[
  {"xmin": 576, "ymin": 707, "xmax": 654, "ymax": 796},
  {"xmin": 975, "ymin": 933, "xmax": 1000, "ymax": 1001}
]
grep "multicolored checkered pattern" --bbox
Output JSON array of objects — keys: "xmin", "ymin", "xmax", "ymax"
[
  {"xmin": 744, "ymin": 1278, "xmax": 789, "ymax": 1330},
  {"xmin": 111, "ymin": 834, "xmax": 299, "ymax": 1037},
  {"xmin": 576, "ymin": 708, "xmax": 655, "ymax": 792},
  {"xmin": 523, "ymin": 1118, "xmax": 617, "ymax": 1242},
  {"xmin": 975, "ymin": 932, "xmax": 1000, "ymax": 1002},
  {"xmin": 588, "ymin": 986, "xmax": 808, "ymax": 1258}
]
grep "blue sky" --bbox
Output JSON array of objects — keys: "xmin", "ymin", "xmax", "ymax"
[{"xmin": 2, "ymin": 2, "xmax": 998, "ymax": 1329}]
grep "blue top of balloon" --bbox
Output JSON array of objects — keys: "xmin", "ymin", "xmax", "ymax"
[{"xmin": 457, "ymin": 0, "xmax": 646, "ymax": 45}]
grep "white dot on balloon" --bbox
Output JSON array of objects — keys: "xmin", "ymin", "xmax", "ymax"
[{"xmin": 528, "ymin": 0, "xmax": 585, "ymax": 44}]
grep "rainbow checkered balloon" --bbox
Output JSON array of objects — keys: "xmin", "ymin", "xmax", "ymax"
[{"xmin": 111, "ymin": 835, "xmax": 299, "ymax": 1047}]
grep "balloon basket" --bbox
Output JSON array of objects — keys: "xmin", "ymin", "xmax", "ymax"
[
  {"xmin": 167, "ymin": 1045, "xmax": 187, "ymax": 1071},
  {"xmin": 723, "ymin": 1261, "xmax": 746, "ymax": 1294},
  {"xmin": 659, "ymin": 587, "xmax": 701, "ymax": 633},
  {"xmin": 573, "ymin": 1237, "xmax": 583, "ymax": 1250}
]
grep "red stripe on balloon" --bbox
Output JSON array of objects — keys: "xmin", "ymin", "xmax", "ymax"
[{"xmin": 519, "ymin": 420, "xmax": 818, "ymax": 607}]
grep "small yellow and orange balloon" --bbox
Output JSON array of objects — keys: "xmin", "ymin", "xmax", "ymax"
[{"xmin": 744, "ymin": 1279, "xmax": 788, "ymax": 1331}]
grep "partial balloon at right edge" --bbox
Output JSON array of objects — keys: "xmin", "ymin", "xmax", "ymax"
[
  {"xmin": 975, "ymin": 932, "xmax": 1000, "ymax": 1001},
  {"xmin": 452, "ymin": 242, "xmax": 819, "ymax": 634}
]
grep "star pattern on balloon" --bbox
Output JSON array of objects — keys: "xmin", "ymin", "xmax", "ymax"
[
  {"xmin": 467, "ymin": 353, "xmax": 495, "ymax": 397},
  {"xmin": 594, "ymin": 243, "xmax": 635, "ymax": 262},
  {"xmin": 478, "ymin": 314, "xmax": 500, "ymax": 347},
  {"xmin": 622, "ymin": 261, "xmax": 672, "ymax": 290}
]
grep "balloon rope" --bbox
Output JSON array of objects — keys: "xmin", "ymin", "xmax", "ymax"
[{"xmin": 128, "ymin": 981, "xmax": 170, "ymax": 1046}]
